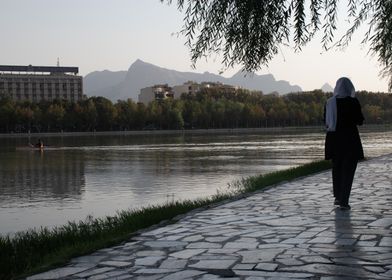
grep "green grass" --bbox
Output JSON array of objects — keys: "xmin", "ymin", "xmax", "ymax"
[
  {"xmin": 230, "ymin": 160, "xmax": 332, "ymax": 194},
  {"xmin": 0, "ymin": 160, "xmax": 331, "ymax": 280}
]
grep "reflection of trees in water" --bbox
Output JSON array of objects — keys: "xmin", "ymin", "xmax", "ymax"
[
  {"xmin": 137, "ymin": 148, "xmax": 223, "ymax": 176},
  {"xmin": 0, "ymin": 150, "xmax": 85, "ymax": 205},
  {"xmin": 111, "ymin": 148, "xmax": 218, "ymax": 204}
]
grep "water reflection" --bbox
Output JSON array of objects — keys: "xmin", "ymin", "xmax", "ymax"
[
  {"xmin": 334, "ymin": 208, "xmax": 354, "ymax": 246},
  {"xmin": 0, "ymin": 150, "xmax": 85, "ymax": 207},
  {"xmin": 0, "ymin": 128, "xmax": 391, "ymax": 234},
  {"xmin": 331, "ymin": 209, "xmax": 370, "ymax": 278}
]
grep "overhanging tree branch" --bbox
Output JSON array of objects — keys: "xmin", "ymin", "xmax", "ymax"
[{"xmin": 162, "ymin": 0, "xmax": 392, "ymax": 91}]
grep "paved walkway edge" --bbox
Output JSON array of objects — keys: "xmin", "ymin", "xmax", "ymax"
[{"xmin": 28, "ymin": 155, "xmax": 392, "ymax": 280}]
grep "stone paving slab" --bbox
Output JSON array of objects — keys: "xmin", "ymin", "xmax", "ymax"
[{"xmin": 27, "ymin": 155, "xmax": 392, "ymax": 279}]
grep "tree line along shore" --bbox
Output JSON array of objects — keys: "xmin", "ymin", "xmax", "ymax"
[{"xmin": 1, "ymin": 88, "xmax": 391, "ymax": 133}]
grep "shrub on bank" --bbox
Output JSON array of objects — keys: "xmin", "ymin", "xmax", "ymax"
[{"xmin": 0, "ymin": 160, "xmax": 331, "ymax": 279}]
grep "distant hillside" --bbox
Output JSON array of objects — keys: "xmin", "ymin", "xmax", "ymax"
[
  {"xmin": 83, "ymin": 70, "xmax": 127, "ymax": 100},
  {"xmin": 321, "ymin": 83, "xmax": 334, "ymax": 93},
  {"xmin": 84, "ymin": 59, "xmax": 302, "ymax": 101}
]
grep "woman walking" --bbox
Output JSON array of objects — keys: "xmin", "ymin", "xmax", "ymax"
[{"xmin": 325, "ymin": 77, "xmax": 364, "ymax": 210}]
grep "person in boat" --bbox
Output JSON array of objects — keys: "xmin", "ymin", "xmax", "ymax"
[{"xmin": 35, "ymin": 139, "xmax": 44, "ymax": 149}]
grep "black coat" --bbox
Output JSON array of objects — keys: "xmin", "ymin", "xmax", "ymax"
[{"xmin": 324, "ymin": 97, "xmax": 364, "ymax": 160}]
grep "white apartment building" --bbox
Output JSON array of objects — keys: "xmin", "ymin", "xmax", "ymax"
[
  {"xmin": 138, "ymin": 81, "xmax": 241, "ymax": 104},
  {"xmin": 138, "ymin": 84, "xmax": 174, "ymax": 104},
  {"xmin": 200, "ymin": 81, "xmax": 240, "ymax": 93},
  {"xmin": 172, "ymin": 81, "xmax": 201, "ymax": 99},
  {"xmin": 0, "ymin": 65, "xmax": 83, "ymax": 102}
]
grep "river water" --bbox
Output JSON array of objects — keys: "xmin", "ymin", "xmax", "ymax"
[{"xmin": 1, "ymin": 127, "xmax": 391, "ymax": 235}]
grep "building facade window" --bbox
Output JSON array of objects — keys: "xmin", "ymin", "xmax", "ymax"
[{"xmin": 0, "ymin": 65, "xmax": 83, "ymax": 102}]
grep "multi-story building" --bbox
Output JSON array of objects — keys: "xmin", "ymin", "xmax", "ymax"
[
  {"xmin": 138, "ymin": 84, "xmax": 174, "ymax": 104},
  {"xmin": 138, "ymin": 81, "xmax": 241, "ymax": 104},
  {"xmin": 200, "ymin": 81, "xmax": 240, "ymax": 93},
  {"xmin": 0, "ymin": 65, "xmax": 83, "ymax": 102},
  {"xmin": 172, "ymin": 81, "xmax": 201, "ymax": 99}
]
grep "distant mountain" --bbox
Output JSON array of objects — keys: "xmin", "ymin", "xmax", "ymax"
[
  {"xmin": 84, "ymin": 59, "xmax": 302, "ymax": 101},
  {"xmin": 84, "ymin": 70, "xmax": 127, "ymax": 100},
  {"xmin": 321, "ymin": 83, "xmax": 334, "ymax": 93},
  {"xmin": 230, "ymin": 71, "xmax": 302, "ymax": 94}
]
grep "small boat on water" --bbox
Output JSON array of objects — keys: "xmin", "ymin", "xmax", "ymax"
[
  {"xmin": 25, "ymin": 139, "xmax": 44, "ymax": 150},
  {"xmin": 15, "ymin": 144, "xmax": 44, "ymax": 151},
  {"xmin": 28, "ymin": 143, "xmax": 44, "ymax": 150}
]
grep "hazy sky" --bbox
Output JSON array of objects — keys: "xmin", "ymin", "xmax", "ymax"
[{"xmin": 0, "ymin": 0, "xmax": 388, "ymax": 92}]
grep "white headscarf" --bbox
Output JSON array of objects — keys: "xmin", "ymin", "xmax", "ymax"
[{"xmin": 325, "ymin": 77, "xmax": 356, "ymax": 132}]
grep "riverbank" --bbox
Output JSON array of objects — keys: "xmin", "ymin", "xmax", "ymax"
[
  {"xmin": 28, "ymin": 154, "xmax": 392, "ymax": 280},
  {"xmin": 0, "ymin": 126, "xmax": 323, "ymax": 138},
  {"xmin": 1, "ymin": 124, "xmax": 390, "ymax": 139},
  {"xmin": 1, "ymin": 160, "xmax": 331, "ymax": 279}
]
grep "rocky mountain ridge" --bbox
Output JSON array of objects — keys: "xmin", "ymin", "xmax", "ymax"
[{"xmin": 84, "ymin": 59, "xmax": 304, "ymax": 101}]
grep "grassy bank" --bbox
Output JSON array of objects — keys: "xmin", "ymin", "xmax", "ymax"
[{"xmin": 0, "ymin": 160, "xmax": 332, "ymax": 280}]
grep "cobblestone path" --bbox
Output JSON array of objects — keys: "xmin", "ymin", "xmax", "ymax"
[{"xmin": 28, "ymin": 155, "xmax": 392, "ymax": 280}]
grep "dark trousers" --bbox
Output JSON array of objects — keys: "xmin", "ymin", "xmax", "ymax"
[{"xmin": 332, "ymin": 156, "xmax": 358, "ymax": 206}]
